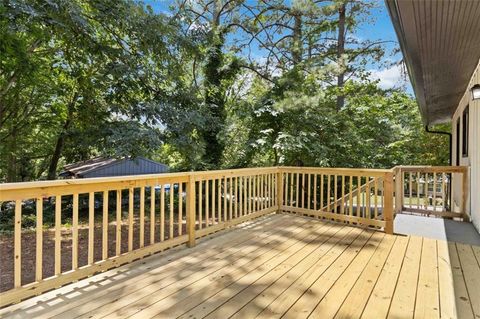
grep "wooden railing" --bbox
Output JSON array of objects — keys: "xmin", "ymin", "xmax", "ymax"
[
  {"xmin": 0, "ymin": 166, "xmax": 396, "ymax": 306},
  {"xmin": 393, "ymin": 166, "xmax": 469, "ymax": 220},
  {"xmin": 278, "ymin": 167, "xmax": 393, "ymax": 234}
]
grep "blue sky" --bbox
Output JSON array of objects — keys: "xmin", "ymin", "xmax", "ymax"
[{"xmin": 142, "ymin": 0, "xmax": 411, "ymax": 92}]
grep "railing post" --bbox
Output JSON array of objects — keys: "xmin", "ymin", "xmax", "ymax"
[
  {"xmin": 276, "ymin": 167, "xmax": 284, "ymax": 213},
  {"xmin": 186, "ymin": 173, "xmax": 196, "ymax": 247},
  {"xmin": 383, "ymin": 171, "xmax": 394, "ymax": 234},
  {"xmin": 394, "ymin": 167, "xmax": 403, "ymax": 215},
  {"xmin": 461, "ymin": 167, "xmax": 469, "ymax": 221}
]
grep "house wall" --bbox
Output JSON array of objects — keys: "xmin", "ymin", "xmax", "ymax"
[{"xmin": 452, "ymin": 59, "xmax": 480, "ymax": 232}]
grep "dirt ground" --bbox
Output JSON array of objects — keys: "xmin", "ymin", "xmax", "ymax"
[{"xmin": 0, "ymin": 221, "xmax": 188, "ymax": 292}]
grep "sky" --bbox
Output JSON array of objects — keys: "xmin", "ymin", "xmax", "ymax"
[{"xmin": 142, "ymin": 0, "xmax": 412, "ymax": 93}]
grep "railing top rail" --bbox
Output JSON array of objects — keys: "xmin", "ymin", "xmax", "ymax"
[
  {"xmin": 279, "ymin": 166, "xmax": 392, "ymax": 177},
  {"xmin": 0, "ymin": 167, "xmax": 280, "ymax": 201},
  {"xmin": 0, "ymin": 171, "xmax": 190, "ymax": 191},
  {"xmin": 394, "ymin": 165, "xmax": 468, "ymax": 173}
]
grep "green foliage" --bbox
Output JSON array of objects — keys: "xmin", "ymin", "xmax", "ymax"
[{"xmin": 0, "ymin": 0, "xmax": 449, "ymax": 185}]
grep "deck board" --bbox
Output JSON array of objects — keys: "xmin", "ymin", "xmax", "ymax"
[{"xmin": 0, "ymin": 214, "xmax": 479, "ymax": 319}]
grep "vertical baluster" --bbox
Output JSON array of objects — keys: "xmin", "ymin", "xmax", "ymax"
[
  {"xmin": 268, "ymin": 173, "xmax": 271, "ymax": 208},
  {"xmin": 260, "ymin": 174, "xmax": 264, "ymax": 211},
  {"xmin": 128, "ymin": 188, "xmax": 133, "ymax": 252},
  {"xmin": 260, "ymin": 174, "xmax": 267, "ymax": 210},
  {"xmin": 211, "ymin": 179, "xmax": 215, "ymax": 225},
  {"xmin": 239, "ymin": 177, "xmax": 243, "ymax": 216},
  {"xmin": 212, "ymin": 179, "xmax": 216, "ymax": 224},
  {"xmin": 55, "ymin": 196, "xmax": 61, "ymax": 275},
  {"xmin": 249, "ymin": 176, "xmax": 253, "ymax": 214},
  {"xmin": 217, "ymin": 178, "xmax": 222, "ymax": 223},
  {"xmin": 307, "ymin": 173, "xmax": 311, "ymax": 210},
  {"xmin": 150, "ymin": 186, "xmax": 155, "ymax": 244},
  {"xmin": 295, "ymin": 173, "xmax": 299, "ymax": 209},
  {"xmin": 140, "ymin": 187, "xmax": 145, "ymax": 248},
  {"xmin": 103, "ymin": 191, "xmax": 109, "ymax": 259},
  {"xmin": 243, "ymin": 176, "xmax": 247, "ymax": 216},
  {"xmin": 327, "ymin": 174, "xmax": 331, "ymax": 212},
  {"xmin": 433, "ymin": 173, "xmax": 437, "ymax": 211},
  {"xmin": 341, "ymin": 175, "xmax": 345, "ymax": 215},
  {"xmin": 160, "ymin": 185, "xmax": 165, "ymax": 241},
  {"xmin": 313, "ymin": 174, "xmax": 317, "ymax": 210},
  {"xmin": 253, "ymin": 175, "xmax": 261, "ymax": 211},
  {"xmin": 198, "ymin": 181, "xmax": 203, "ymax": 229},
  {"xmin": 356, "ymin": 176, "xmax": 361, "ymax": 216},
  {"xmin": 300, "ymin": 173, "xmax": 305, "ymax": 209},
  {"xmin": 284, "ymin": 173, "xmax": 289, "ymax": 206},
  {"xmin": 374, "ymin": 178, "xmax": 379, "ymax": 219},
  {"xmin": 14, "ymin": 200, "xmax": 22, "ymax": 287},
  {"xmin": 229, "ymin": 177, "xmax": 233, "ymax": 219},
  {"xmin": 417, "ymin": 172, "xmax": 420, "ymax": 208},
  {"xmin": 218, "ymin": 178, "xmax": 222, "ymax": 221},
  {"xmin": 205, "ymin": 180, "xmax": 210, "ymax": 227},
  {"xmin": 334, "ymin": 175, "xmax": 338, "ymax": 214},
  {"xmin": 366, "ymin": 178, "xmax": 371, "ymax": 219},
  {"xmin": 179, "ymin": 182, "xmax": 183, "ymax": 234},
  {"xmin": 88, "ymin": 192, "xmax": 94, "ymax": 265},
  {"xmin": 72, "ymin": 194, "xmax": 78, "ymax": 271},
  {"xmin": 349, "ymin": 175, "xmax": 354, "ymax": 217},
  {"xmin": 441, "ymin": 173, "xmax": 446, "ymax": 211},
  {"xmin": 287, "ymin": 173, "xmax": 294, "ymax": 207},
  {"xmin": 252, "ymin": 175, "xmax": 257, "ymax": 212},
  {"xmin": 223, "ymin": 177, "xmax": 227, "ymax": 220},
  {"xmin": 170, "ymin": 183, "xmax": 175, "ymax": 236},
  {"xmin": 409, "ymin": 172, "xmax": 413, "ymax": 208},
  {"xmin": 320, "ymin": 174, "xmax": 324, "ymax": 211},
  {"xmin": 36, "ymin": 198, "xmax": 44, "ymax": 278},
  {"xmin": 116, "ymin": 190, "xmax": 122, "ymax": 255},
  {"xmin": 234, "ymin": 177, "xmax": 238, "ymax": 218}
]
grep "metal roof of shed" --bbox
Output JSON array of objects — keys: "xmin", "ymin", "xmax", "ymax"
[
  {"xmin": 385, "ymin": 0, "xmax": 480, "ymax": 125},
  {"xmin": 60, "ymin": 157, "xmax": 169, "ymax": 178}
]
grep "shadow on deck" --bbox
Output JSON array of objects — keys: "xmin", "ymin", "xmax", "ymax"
[{"xmin": 0, "ymin": 213, "xmax": 479, "ymax": 319}]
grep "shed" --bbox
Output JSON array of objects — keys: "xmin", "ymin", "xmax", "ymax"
[{"xmin": 59, "ymin": 157, "xmax": 169, "ymax": 178}]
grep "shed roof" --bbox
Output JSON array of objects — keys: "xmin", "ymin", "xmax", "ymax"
[
  {"xmin": 60, "ymin": 157, "xmax": 168, "ymax": 178},
  {"xmin": 385, "ymin": 0, "xmax": 480, "ymax": 125},
  {"xmin": 61, "ymin": 157, "xmax": 119, "ymax": 177}
]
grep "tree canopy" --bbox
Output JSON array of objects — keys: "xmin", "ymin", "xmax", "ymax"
[{"xmin": 0, "ymin": 0, "xmax": 449, "ymax": 182}]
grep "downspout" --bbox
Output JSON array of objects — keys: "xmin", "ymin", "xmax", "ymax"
[{"xmin": 425, "ymin": 125, "xmax": 452, "ymax": 210}]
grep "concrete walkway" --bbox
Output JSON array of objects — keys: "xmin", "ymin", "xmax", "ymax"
[{"xmin": 394, "ymin": 213, "xmax": 480, "ymax": 246}]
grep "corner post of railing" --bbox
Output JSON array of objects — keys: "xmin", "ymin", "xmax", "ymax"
[
  {"xmin": 186, "ymin": 172, "xmax": 196, "ymax": 247},
  {"xmin": 276, "ymin": 167, "xmax": 284, "ymax": 214},
  {"xmin": 461, "ymin": 166, "xmax": 469, "ymax": 220},
  {"xmin": 383, "ymin": 171, "xmax": 394, "ymax": 235},
  {"xmin": 393, "ymin": 166, "xmax": 403, "ymax": 216}
]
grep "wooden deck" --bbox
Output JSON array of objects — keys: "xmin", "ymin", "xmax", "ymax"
[{"xmin": 1, "ymin": 213, "xmax": 479, "ymax": 319}]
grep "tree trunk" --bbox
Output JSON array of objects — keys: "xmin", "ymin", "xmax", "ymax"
[
  {"xmin": 6, "ymin": 131, "xmax": 17, "ymax": 182},
  {"xmin": 292, "ymin": 11, "xmax": 303, "ymax": 66},
  {"xmin": 202, "ymin": 1, "xmax": 226, "ymax": 169},
  {"xmin": 336, "ymin": 2, "xmax": 346, "ymax": 111},
  {"xmin": 47, "ymin": 95, "xmax": 76, "ymax": 180}
]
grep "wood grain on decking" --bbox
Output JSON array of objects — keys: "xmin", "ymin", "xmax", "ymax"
[{"xmin": 0, "ymin": 213, "xmax": 479, "ymax": 319}]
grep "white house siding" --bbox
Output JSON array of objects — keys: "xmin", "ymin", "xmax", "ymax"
[{"xmin": 452, "ymin": 60, "xmax": 480, "ymax": 232}]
